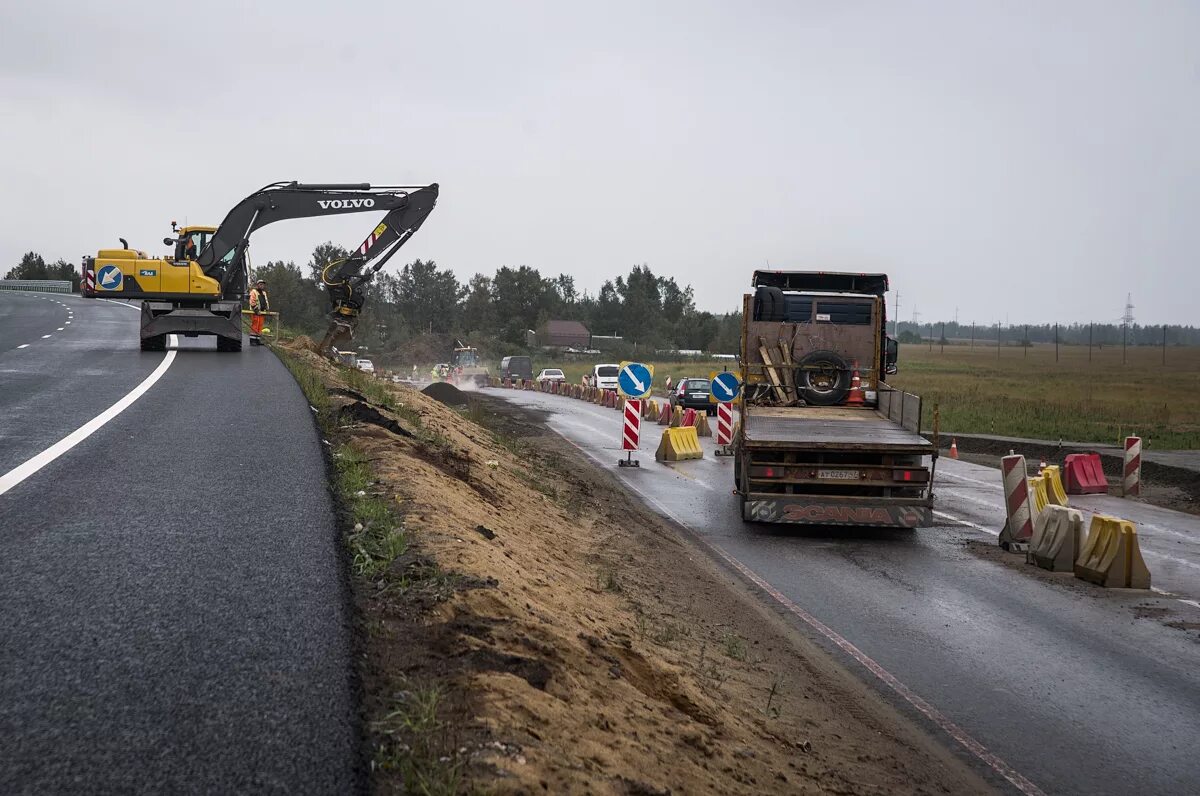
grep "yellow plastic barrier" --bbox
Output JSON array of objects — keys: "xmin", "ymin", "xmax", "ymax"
[
  {"xmin": 1027, "ymin": 505, "xmax": 1084, "ymax": 572},
  {"xmin": 669, "ymin": 405, "xmax": 683, "ymax": 428},
  {"xmin": 1041, "ymin": 465, "xmax": 1070, "ymax": 506},
  {"xmin": 1028, "ymin": 475, "xmax": 1049, "ymax": 517},
  {"xmin": 695, "ymin": 412, "xmax": 712, "ymax": 437},
  {"xmin": 655, "ymin": 426, "xmax": 703, "ymax": 462},
  {"xmin": 1074, "ymin": 515, "xmax": 1151, "ymax": 589},
  {"xmin": 643, "ymin": 399, "xmax": 657, "ymax": 420}
]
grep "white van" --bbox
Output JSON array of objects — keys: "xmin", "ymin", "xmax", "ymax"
[
  {"xmin": 592, "ymin": 363, "xmax": 620, "ymax": 390},
  {"xmin": 356, "ymin": 359, "xmax": 375, "ymax": 373}
]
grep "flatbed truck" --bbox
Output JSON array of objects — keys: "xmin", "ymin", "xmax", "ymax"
[{"xmin": 733, "ymin": 270, "xmax": 935, "ymax": 527}]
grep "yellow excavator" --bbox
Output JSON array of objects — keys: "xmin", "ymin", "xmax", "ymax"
[{"xmin": 82, "ymin": 181, "xmax": 439, "ymax": 352}]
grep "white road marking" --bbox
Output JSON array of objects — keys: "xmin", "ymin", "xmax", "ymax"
[
  {"xmin": 939, "ymin": 470, "xmax": 1003, "ymax": 489},
  {"xmin": 17, "ymin": 344, "xmax": 29, "ymax": 349},
  {"xmin": 933, "ymin": 509, "xmax": 997, "ymax": 536},
  {"xmin": 40, "ymin": 334, "xmax": 51, "ymax": 339},
  {"xmin": 56, "ymin": 327, "xmax": 64, "ymax": 331},
  {"xmin": 0, "ymin": 334, "xmax": 178, "ymax": 496}
]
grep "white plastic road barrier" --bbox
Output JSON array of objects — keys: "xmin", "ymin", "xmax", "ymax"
[
  {"xmin": 1123, "ymin": 436, "xmax": 1141, "ymax": 497},
  {"xmin": 1027, "ymin": 505, "xmax": 1084, "ymax": 572},
  {"xmin": 998, "ymin": 453, "xmax": 1034, "ymax": 550}
]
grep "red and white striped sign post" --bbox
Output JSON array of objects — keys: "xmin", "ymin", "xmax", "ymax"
[
  {"xmin": 998, "ymin": 452, "xmax": 1034, "ymax": 550},
  {"xmin": 1123, "ymin": 435, "xmax": 1142, "ymax": 497},
  {"xmin": 619, "ymin": 399, "xmax": 641, "ymax": 467},
  {"xmin": 714, "ymin": 402, "xmax": 734, "ymax": 456}
]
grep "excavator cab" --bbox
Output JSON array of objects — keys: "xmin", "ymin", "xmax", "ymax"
[{"xmin": 168, "ymin": 226, "xmax": 216, "ymax": 263}]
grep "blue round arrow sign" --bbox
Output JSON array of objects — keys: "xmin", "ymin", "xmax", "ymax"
[
  {"xmin": 711, "ymin": 371, "xmax": 741, "ymax": 402},
  {"xmin": 96, "ymin": 264, "xmax": 123, "ymax": 291},
  {"xmin": 618, "ymin": 362, "xmax": 652, "ymax": 398}
]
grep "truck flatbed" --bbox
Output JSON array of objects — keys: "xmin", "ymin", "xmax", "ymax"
[{"xmin": 743, "ymin": 406, "xmax": 932, "ymax": 452}]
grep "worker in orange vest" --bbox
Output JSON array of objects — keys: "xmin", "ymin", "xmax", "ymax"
[{"xmin": 249, "ymin": 279, "xmax": 269, "ymax": 346}]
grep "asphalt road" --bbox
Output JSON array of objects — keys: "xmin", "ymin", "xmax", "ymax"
[
  {"xmin": 0, "ymin": 291, "xmax": 359, "ymax": 793},
  {"xmin": 492, "ymin": 386, "xmax": 1200, "ymax": 796}
]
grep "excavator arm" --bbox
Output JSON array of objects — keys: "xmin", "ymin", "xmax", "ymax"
[{"xmin": 196, "ymin": 182, "xmax": 439, "ymax": 298}]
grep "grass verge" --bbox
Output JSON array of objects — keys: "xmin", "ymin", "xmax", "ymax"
[{"xmin": 276, "ymin": 346, "xmax": 463, "ymax": 792}]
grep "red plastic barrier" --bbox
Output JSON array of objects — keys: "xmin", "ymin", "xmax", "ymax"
[
  {"xmin": 1064, "ymin": 453, "xmax": 1108, "ymax": 495},
  {"xmin": 681, "ymin": 408, "xmax": 697, "ymax": 427}
]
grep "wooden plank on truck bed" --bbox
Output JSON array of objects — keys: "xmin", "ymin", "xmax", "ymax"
[{"xmin": 758, "ymin": 337, "xmax": 789, "ymax": 403}]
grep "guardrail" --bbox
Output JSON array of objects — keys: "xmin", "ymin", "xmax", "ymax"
[{"xmin": 0, "ymin": 280, "xmax": 73, "ymax": 294}]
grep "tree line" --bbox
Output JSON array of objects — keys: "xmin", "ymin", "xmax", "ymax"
[
  {"xmin": 5, "ymin": 252, "xmax": 82, "ymax": 290},
  {"xmin": 896, "ymin": 320, "xmax": 1200, "ymax": 347},
  {"xmin": 253, "ymin": 245, "xmax": 744, "ymax": 359}
]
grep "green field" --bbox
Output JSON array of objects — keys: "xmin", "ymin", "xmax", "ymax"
[{"xmin": 888, "ymin": 343, "xmax": 1200, "ymax": 449}]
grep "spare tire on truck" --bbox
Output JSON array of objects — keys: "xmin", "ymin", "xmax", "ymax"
[
  {"xmin": 753, "ymin": 286, "xmax": 785, "ymax": 322},
  {"xmin": 795, "ymin": 350, "xmax": 850, "ymax": 406}
]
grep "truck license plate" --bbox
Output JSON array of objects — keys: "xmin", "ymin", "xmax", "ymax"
[{"xmin": 818, "ymin": 469, "xmax": 859, "ymax": 480}]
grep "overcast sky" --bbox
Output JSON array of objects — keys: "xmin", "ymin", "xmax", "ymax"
[{"xmin": 2, "ymin": 1, "xmax": 1196, "ymax": 325}]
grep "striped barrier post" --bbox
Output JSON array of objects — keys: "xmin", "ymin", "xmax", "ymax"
[
  {"xmin": 1123, "ymin": 436, "xmax": 1141, "ymax": 497},
  {"xmin": 714, "ymin": 402, "xmax": 734, "ymax": 455},
  {"xmin": 618, "ymin": 399, "xmax": 641, "ymax": 467},
  {"xmin": 998, "ymin": 453, "xmax": 1034, "ymax": 550}
]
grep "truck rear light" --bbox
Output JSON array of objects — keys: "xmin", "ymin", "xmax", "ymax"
[
  {"xmin": 749, "ymin": 466, "xmax": 781, "ymax": 478},
  {"xmin": 892, "ymin": 469, "xmax": 929, "ymax": 482}
]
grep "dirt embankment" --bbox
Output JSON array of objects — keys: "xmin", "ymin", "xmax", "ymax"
[{"xmin": 281, "ymin": 344, "xmax": 992, "ymax": 795}]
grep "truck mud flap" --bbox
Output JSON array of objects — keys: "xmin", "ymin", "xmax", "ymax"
[
  {"xmin": 140, "ymin": 302, "xmax": 242, "ymax": 341},
  {"xmin": 743, "ymin": 495, "xmax": 931, "ymax": 528}
]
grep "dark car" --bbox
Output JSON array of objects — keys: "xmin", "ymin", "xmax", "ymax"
[{"xmin": 670, "ymin": 378, "xmax": 714, "ymax": 415}]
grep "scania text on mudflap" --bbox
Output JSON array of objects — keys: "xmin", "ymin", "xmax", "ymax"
[{"xmin": 733, "ymin": 270, "xmax": 936, "ymax": 528}]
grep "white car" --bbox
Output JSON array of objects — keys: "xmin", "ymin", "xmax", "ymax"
[
  {"xmin": 592, "ymin": 363, "xmax": 620, "ymax": 390},
  {"xmin": 356, "ymin": 359, "xmax": 375, "ymax": 373},
  {"xmin": 535, "ymin": 368, "xmax": 565, "ymax": 383}
]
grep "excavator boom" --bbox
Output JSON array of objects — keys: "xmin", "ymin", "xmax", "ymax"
[{"xmin": 198, "ymin": 182, "xmax": 439, "ymax": 297}]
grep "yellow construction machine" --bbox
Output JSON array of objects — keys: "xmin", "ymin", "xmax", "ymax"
[{"xmin": 83, "ymin": 182, "xmax": 439, "ymax": 352}]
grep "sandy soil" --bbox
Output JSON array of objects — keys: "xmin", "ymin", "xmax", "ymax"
[{"xmin": 284, "ymin": 345, "xmax": 994, "ymax": 795}]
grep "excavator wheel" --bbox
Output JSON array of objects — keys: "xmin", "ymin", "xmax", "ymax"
[
  {"xmin": 217, "ymin": 336, "xmax": 243, "ymax": 353},
  {"xmin": 140, "ymin": 335, "xmax": 167, "ymax": 352}
]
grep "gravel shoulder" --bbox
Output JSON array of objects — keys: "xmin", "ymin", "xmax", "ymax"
[{"xmin": 282, "ymin": 344, "xmax": 994, "ymax": 794}]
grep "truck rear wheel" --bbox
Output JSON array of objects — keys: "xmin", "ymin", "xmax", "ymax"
[
  {"xmin": 796, "ymin": 350, "xmax": 850, "ymax": 405},
  {"xmin": 140, "ymin": 335, "xmax": 166, "ymax": 352}
]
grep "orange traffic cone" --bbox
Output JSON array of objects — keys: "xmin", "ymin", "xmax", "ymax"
[
  {"xmin": 950, "ymin": 438, "xmax": 959, "ymax": 459},
  {"xmin": 846, "ymin": 361, "xmax": 865, "ymax": 406}
]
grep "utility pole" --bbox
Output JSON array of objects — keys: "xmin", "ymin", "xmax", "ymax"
[
  {"xmin": 1024, "ymin": 324, "xmax": 1028, "ymax": 358},
  {"xmin": 1055, "ymin": 322, "xmax": 1059, "ymax": 362},
  {"xmin": 893, "ymin": 291, "xmax": 900, "ymax": 337},
  {"xmin": 997, "ymin": 321, "xmax": 1001, "ymax": 360},
  {"xmin": 970, "ymin": 322, "xmax": 975, "ymax": 348},
  {"xmin": 940, "ymin": 322, "xmax": 945, "ymax": 353},
  {"xmin": 1088, "ymin": 322, "xmax": 1093, "ymax": 363},
  {"xmin": 1122, "ymin": 293, "xmax": 1134, "ymax": 365},
  {"xmin": 1163, "ymin": 325, "xmax": 1168, "ymax": 366}
]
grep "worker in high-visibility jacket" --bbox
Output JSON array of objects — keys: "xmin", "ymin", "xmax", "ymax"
[{"xmin": 249, "ymin": 279, "xmax": 269, "ymax": 346}]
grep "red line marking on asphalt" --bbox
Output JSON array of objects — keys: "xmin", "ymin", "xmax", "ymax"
[{"xmin": 544, "ymin": 419, "xmax": 1046, "ymax": 796}]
